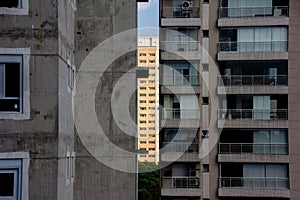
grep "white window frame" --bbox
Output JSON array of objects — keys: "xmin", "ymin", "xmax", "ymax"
[
  {"xmin": 0, "ymin": 48, "xmax": 30, "ymax": 120},
  {"xmin": 0, "ymin": 152, "xmax": 29, "ymax": 200},
  {"xmin": 0, "ymin": 0, "xmax": 29, "ymax": 15}
]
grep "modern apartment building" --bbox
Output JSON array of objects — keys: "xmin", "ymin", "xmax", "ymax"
[
  {"xmin": 159, "ymin": 0, "xmax": 300, "ymax": 199},
  {"xmin": 138, "ymin": 37, "xmax": 160, "ymax": 163},
  {"xmin": 0, "ymin": 0, "xmax": 138, "ymax": 200}
]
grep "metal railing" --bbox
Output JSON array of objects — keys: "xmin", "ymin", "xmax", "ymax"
[
  {"xmin": 219, "ymin": 143, "xmax": 288, "ymax": 155},
  {"xmin": 163, "ymin": 75, "xmax": 199, "ymax": 86},
  {"xmin": 162, "ymin": 41, "xmax": 199, "ymax": 52},
  {"xmin": 218, "ymin": 41, "xmax": 288, "ymax": 52},
  {"xmin": 219, "ymin": 6, "xmax": 289, "ymax": 18},
  {"xmin": 218, "ymin": 109, "xmax": 288, "ymax": 120},
  {"xmin": 219, "ymin": 177, "xmax": 289, "ymax": 189},
  {"xmin": 162, "ymin": 177, "xmax": 200, "ymax": 188},
  {"xmin": 161, "ymin": 142, "xmax": 198, "ymax": 153},
  {"xmin": 162, "ymin": 7, "xmax": 200, "ymax": 18},
  {"xmin": 162, "ymin": 108, "xmax": 199, "ymax": 119},
  {"xmin": 219, "ymin": 75, "xmax": 288, "ymax": 86}
]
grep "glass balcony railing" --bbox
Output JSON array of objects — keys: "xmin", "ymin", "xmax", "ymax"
[
  {"xmin": 218, "ymin": 41, "xmax": 288, "ymax": 52},
  {"xmin": 162, "ymin": 41, "xmax": 199, "ymax": 52},
  {"xmin": 219, "ymin": 6, "xmax": 289, "ymax": 18},
  {"xmin": 163, "ymin": 75, "xmax": 199, "ymax": 86},
  {"xmin": 220, "ymin": 177, "xmax": 289, "ymax": 189},
  {"xmin": 162, "ymin": 108, "xmax": 199, "ymax": 119},
  {"xmin": 219, "ymin": 143, "xmax": 288, "ymax": 155},
  {"xmin": 162, "ymin": 6, "xmax": 200, "ymax": 18},
  {"xmin": 161, "ymin": 142, "xmax": 198, "ymax": 153},
  {"xmin": 219, "ymin": 75, "xmax": 288, "ymax": 86},
  {"xmin": 162, "ymin": 177, "xmax": 200, "ymax": 189},
  {"xmin": 218, "ymin": 109, "xmax": 288, "ymax": 120}
]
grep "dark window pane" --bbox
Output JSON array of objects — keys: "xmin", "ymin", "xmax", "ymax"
[
  {"xmin": 0, "ymin": 0, "xmax": 19, "ymax": 8},
  {"xmin": 0, "ymin": 173, "xmax": 14, "ymax": 196},
  {"xmin": 0, "ymin": 99, "xmax": 20, "ymax": 112},
  {"xmin": 5, "ymin": 63, "xmax": 20, "ymax": 98}
]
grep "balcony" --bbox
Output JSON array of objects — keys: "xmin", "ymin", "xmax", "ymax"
[
  {"xmin": 217, "ymin": 41, "xmax": 288, "ymax": 61},
  {"xmin": 219, "ymin": 177, "xmax": 290, "ymax": 198},
  {"xmin": 161, "ymin": 142, "xmax": 199, "ymax": 162},
  {"xmin": 161, "ymin": 177, "xmax": 201, "ymax": 197},
  {"xmin": 218, "ymin": 143, "xmax": 289, "ymax": 163},
  {"xmin": 218, "ymin": 6, "xmax": 289, "ymax": 27},
  {"xmin": 161, "ymin": 7, "xmax": 201, "ymax": 27},
  {"xmin": 218, "ymin": 75, "xmax": 288, "ymax": 94},
  {"xmin": 219, "ymin": 143, "xmax": 288, "ymax": 155},
  {"xmin": 161, "ymin": 108, "xmax": 200, "ymax": 128},
  {"xmin": 218, "ymin": 109, "xmax": 288, "ymax": 128},
  {"xmin": 161, "ymin": 41, "xmax": 200, "ymax": 60},
  {"xmin": 162, "ymin": 75, "xmax": 200, "ymax": 94}
]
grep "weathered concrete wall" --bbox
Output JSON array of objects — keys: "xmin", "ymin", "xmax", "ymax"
[
  {"xmin": 0, "ymin": 0, "xmax": 74, "ymax": 199},
  {"xmin": 74, "ymin": 0, "xmax": 137, "ymax": 199}
]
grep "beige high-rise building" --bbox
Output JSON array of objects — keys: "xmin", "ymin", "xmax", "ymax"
[
  {"xmin": 159, "ymin": 0, "xmax": 300, "ymax": 199},
  {"xmin": 138, "ymin": 36, "xmax": 159, "ymax": 163}
]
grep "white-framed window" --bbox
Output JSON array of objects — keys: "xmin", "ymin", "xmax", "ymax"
[
  {"xmin": 0, "ymin": 152, "xmax": 29, "ymax": 200},
  {"xmin": 0, "ymin": 0, "xmax": 29, "ymax": 15},
  {"xmin": 0, "ymin": 48, "xmax": 30, "ymax": 120}
]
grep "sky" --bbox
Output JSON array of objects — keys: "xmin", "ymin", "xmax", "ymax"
[{"xmin": 138, "ymin": 0, "xmax": 159, "ymax": 36}]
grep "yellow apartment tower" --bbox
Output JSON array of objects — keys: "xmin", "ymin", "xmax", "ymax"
[{"xmin": 138, "ymin": 36, "xmax": 159, "ymax": 163}]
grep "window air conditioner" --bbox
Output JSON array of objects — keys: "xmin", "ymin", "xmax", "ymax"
[
  {"xmin": 189, "ymin": 179, "xmax": 199, "ymax": 186},
  {"xmin": 182, "ymin": 1, "xmax": 193, "ymax": 10}
]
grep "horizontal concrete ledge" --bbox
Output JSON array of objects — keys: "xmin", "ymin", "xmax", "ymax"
[
  {"xmin": 161, "ymin": 153, "xmax": 200, "ymax": 162},
  {"xmin": 218, "ymin": 17, "xmax": 289, "ymax": 27},
  {"xmin": 217, "ymin": 86, "xmax": 288, "ymax": 95},
  {"xmin": 161, "ymin": 51, "xmax": 201, "ymax": 61},
  {"xmin": 218, "ymin": 188, "xmax": 290, "ymax": 198},
  {"xmin": 161, "ymin": 18, "xmax": 201, "ymax": 27},
  {"xmin": 161, "ymin": 85, "xmax": 201, "ymax": 94},
  {"xmin": 218, "ymin": 119, "xmax": 288, "ymax": 129},
  {"xmin": 217, "ymin": 52, "xmax": 288, "ymax": 61},
  {"xmin": 218, "ymin": 154, "xmax": 289, "ymax": 163},
  {"xmin": 161, "ymin": 188, "xmax": 201, "ymax": 197},
  {"xmin": 161, "ymin": 119, "xmax": 200, "ymax": 128}
]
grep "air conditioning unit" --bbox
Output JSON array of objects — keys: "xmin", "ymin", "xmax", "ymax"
[
  {"xmin": 189, "ymin": 179, "xmax": 199, "ymax": 186},
  {"xmin": 182, "ymin": 1, "xmax": 193, "ymax": 10},
  {"xmin": 189, "ymin": 170, "xmax": 199, "ymax": 177}
]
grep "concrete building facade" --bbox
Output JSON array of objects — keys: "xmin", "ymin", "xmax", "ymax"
[
  {"xmin": 0, "ymin": 0, "xmax": 138, "ymax": 200},
  {"xmin": 137, "ymin": 36, "xmax": 160, "ymax": 163},
  {"xmin": 159, "ymin": 0, "xmax": 300, "ymax": 199}
]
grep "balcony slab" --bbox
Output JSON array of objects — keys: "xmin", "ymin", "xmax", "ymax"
[
  {"xmin": 218, "ymin": 154, "xmax": 289, "ymax": 163},
  {"xmin": 218, "ymin": 188, "xmax": 290, "ymax": 198},
  {"xmin": 161, "ymin": 18, "xmax": 201, "ymax": 27},
  {"xmin": 161, "ymin": 188, "xmax": 201, "ymax": 197},
  {"xmin": 218, "ymin": 17, "xmax": 289, "ymax": 27},
  {"xmin": 217, "ymin": 86, "xmax": 288, "ymax": 95},
  {"xmin": 217, "ymin": 52, "xmax": 288, "ymax": 61},
  {"xmin": 218, "ymin": 119, "xmax": 288, "ymax": 129}
]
